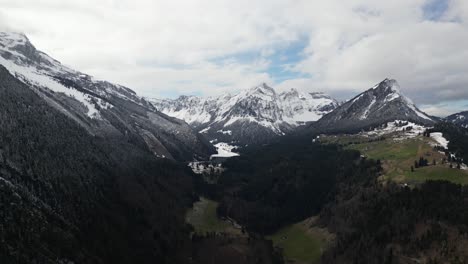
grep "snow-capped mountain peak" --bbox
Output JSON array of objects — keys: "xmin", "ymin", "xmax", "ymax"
[
  {"xmin": 0, "ymin": 32, "xmax": 28, "ymax": 47},
  {"xmin": 251, "ymin": 83, "xmax": 276, "ymax": 96},
  {"xmin": 151, "ymin": 84, "xmax": 338, "ymax": 145},
  {"xmin": 314, "ymin": 78, "xmax": 434, "ymax": 132}
]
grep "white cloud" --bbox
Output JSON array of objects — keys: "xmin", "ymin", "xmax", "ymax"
[{"xmin": 0, "ymin": 0, "xmax": 467, "ymax": 115}]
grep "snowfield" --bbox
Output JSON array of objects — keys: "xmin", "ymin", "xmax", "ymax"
[
  {"xmin": 211, "ymin": 142, "xmax": 239, "ymax": 158},
  {"xmin": 430, "ymin": 132, "xmax": 449, "ymax": 149}
]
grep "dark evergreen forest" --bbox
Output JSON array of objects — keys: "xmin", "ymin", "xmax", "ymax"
[{"xmin": 0, "ymin": 65, "xmax": 195, "ymax": 263}]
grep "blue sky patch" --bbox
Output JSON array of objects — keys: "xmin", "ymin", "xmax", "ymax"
[
  {"xmin": 423, "ymin": 0, "xmax": 449, "ymax": 21},
  {"xmin": 267, "ymin": 37, "xmax": 312, "ymax": 83},
  {"xmin": 210, "ymin": 36, "xmax": 311, "ymax": 83}
]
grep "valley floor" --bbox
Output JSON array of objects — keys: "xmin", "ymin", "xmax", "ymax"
[
  {"xmin": 267, "ymin": 217, "xmax": 333, "ymax": 264},
  {"xmin": 186, "ymin": 197, "xmax": 244, "ymax": 236},
  {"xmin": 186, "ymin": 197, "xmax": 332, "ymax": 264}
]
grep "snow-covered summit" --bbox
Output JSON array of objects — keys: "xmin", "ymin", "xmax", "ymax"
[
  {"xmin": 314, "ymin": 78, "xmax": 435, "ymax": 132},
  {"xmin": 150, "ymin": 83, "xmax": 338, "ymax": 145},
  {"xmin": 0, "ymin": 32, "xmax": 28, "ymax": 48}
]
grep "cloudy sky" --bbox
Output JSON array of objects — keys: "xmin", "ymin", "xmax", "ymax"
[{"xmin": 1, "ymin": 0, "xmax": 467, "ymax": 116}]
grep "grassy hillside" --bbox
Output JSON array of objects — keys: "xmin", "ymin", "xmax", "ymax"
[{"xmin": 323, "ymin": 134, "xmax": 468, "ymax": 185}]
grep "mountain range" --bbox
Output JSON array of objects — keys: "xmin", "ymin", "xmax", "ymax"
[
  {"xmin": 151, "ymin": 83, "xmax": 338, "ymax": 146},
  {"xmin": 152, "ymin": 78, "xmax": 445, "ymax": 147},
  {"xmin": 3, "ymin": 31, "xmax": 461, "ymax": 156}
]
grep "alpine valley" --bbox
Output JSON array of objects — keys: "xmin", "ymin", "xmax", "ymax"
[{"xmin": 2, "ymin": 31, "xmax": 468, "ymax": 264}]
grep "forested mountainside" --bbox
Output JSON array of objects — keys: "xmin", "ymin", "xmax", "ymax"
[
  {"xmin": 430, "ymin": 122, "xmax": 468, "ymax": 163},
  {"xmin": 0, "ymin": 65, "xmax": 195, "ymax": 263},
  {"xmin": 320, "ymin": 180, "xmax": 468, "ymax": 263},
  {"xmin": 445, "ymin": 111, "xmax": 468, "ymax": 128},
  {"xmin": 0, "ymin": 32, "xmax": 214, "ymax": 161}
]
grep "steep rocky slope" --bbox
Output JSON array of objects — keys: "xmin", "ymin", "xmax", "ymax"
[{"xmin": 0, "ymin": 32, "xmax": 214, "ymax": 161}]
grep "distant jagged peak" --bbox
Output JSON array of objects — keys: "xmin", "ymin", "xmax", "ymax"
[
  {"xmin": 177, "ymin": 94, "xmax": 201, "ymax": 101},
  {"xmin": 241, "ymin": 82, "xmax": 277, "ymax": 97}
]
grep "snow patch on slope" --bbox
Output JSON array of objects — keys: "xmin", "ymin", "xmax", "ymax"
[
  {"xmin": 0, "ymin": 55, "xmax": 101, "ymax": 118},
  {"xmin": 362, "ymin": 120, "xmax": 426, "ymax": 140},
  {"xmin": 164, "ymin": 106, "xmax": 212, "ymax": 124},
  {"xmin": 211, "ymin": 142, "xmax": 239, "ymax": 158},
  {"xmin": 360, "ymin": 96, "xmax": 376, "ymax": 120},
  {"xmin": 430, "ymin": 132, "xmax": 449, "ymax": 149}
]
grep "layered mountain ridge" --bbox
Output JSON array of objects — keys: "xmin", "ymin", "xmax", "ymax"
[
  {"xmin": 0, "ymin": 32, "xmax": 214, "ymax": 160},
  {"xmin": 151, "ymin": 83, "xmax": 338, "ymax": 146},
  {"xmin": 446, "ymin": 111, "xmax": 468, "ymax": 128}
]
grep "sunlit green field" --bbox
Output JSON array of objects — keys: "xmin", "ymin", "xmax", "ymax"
[{"xmin": 268, "ymin": 219, "xmax": 332, "ymax": 264}]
